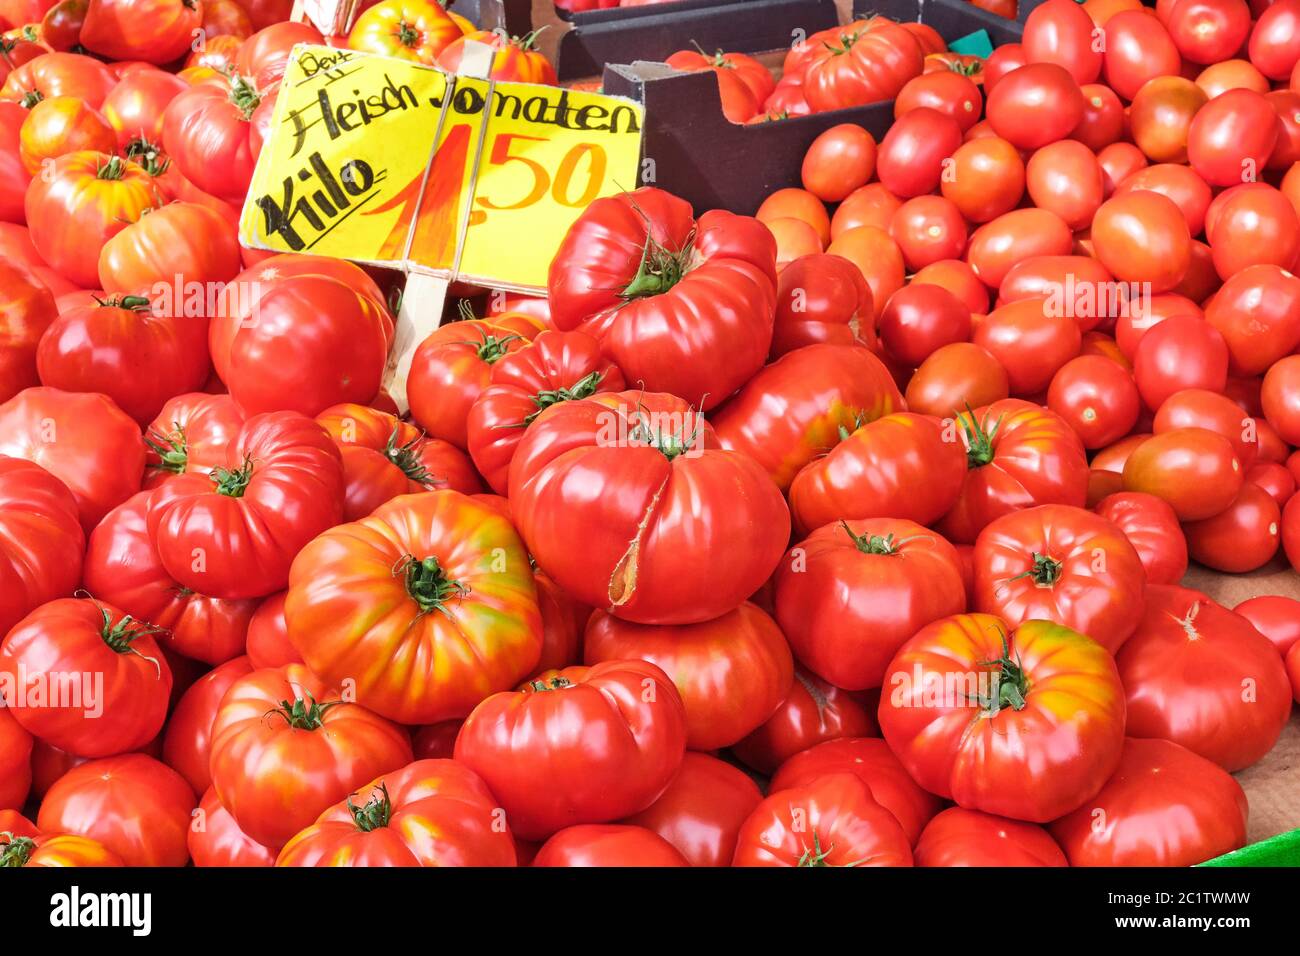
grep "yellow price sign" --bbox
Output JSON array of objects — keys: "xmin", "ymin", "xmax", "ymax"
[{"xmin": 238, "ymin": 44, "xmax": 644, "ymax": 292}]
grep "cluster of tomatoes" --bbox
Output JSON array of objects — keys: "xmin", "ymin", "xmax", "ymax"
[{"xmin": 3, "ymin": 0, "xmax": 1300, "ymax": 872}]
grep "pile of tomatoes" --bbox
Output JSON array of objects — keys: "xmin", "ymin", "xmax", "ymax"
[{"xmin": 3, "ymin": 0, "xmax": 1300, "ymax": 871}]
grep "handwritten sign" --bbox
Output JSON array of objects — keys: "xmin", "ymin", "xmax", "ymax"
[{"xmin": 238, "ymin": 44, "xmax": 644, "ymax": 292}]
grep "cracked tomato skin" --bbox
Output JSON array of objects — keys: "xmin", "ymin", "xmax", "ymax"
[
  {"xmin": 285, "ymin": 490, "xmax": 542, "ymax": 725},
  {"xmin": 583, "ymin": 602, "xmax": 794, "ymax": 750},
  {"xmin": 620, "ymin": 752, "xmax": 762, "ymax": 867},
  {"xmin": 466, "ymin": 330, "xmax": 624, "ymax": 495},
  {"xmin": 0, "ymin": 456, "xmax": 84, "ymax": 639},
  {"xmin": 731, "ymin": 666, "xmax": 878, "ymax": 774},
  {"xmin": 1116, "ymin": 584, "xmax": 1291, "ymax": 772},
  {"xmin": 973, "ymin": 504, "xmax": 1147, "ymax": 654},
  {"xmin": 146, "ymin": 412, "xmax": 344, "ymax": 601},
  {"xmin": 878, "ymin": 614, "xmax": 1126, "ymax": 823},
  {"xmin": 914, "ymin": 807, "xmax": 1068, "ymax": 867},
  {"xmin": 732, "ymin": 772, "xmax": 913, "ymax": 867},
  {"xmin": 938, "ymin": 399, "xmax": 1090, "ymax": 545},
  {"xmin": 508, "ymin": 391, "xmax": 790, "ymax": 626},
  {"xmin": 769, "ymin": 737, "xmax": 942, "ymax": 846},
  {"xmin": 775, "ymin": 518, "xmax": 966, "ymax": 691},
  {"xmin": 547, "ymin": 187, "xmax": 777, "ymax": 410},
  {"xmin": 208, "ymin": 664, "xmax": 413, "ymax": 850},
  {"xmin": 712, "ymin": 344, "xmax": 904, "ymax": 492},
  {"xmin": 316, "ymin": 403, "xmax": 482, "ymax": 521},
  {"xmin": 454, "ymin": 660, "xmax": 687, "ymax": 842},
  {"xmin": 276, "ymin": 759, "xmax": 516, "ymax": 867},
  {"xmin": 1049, "ymin": 737, "xmax": 1247, "ymax": 866},
  {"xmin": 85, "ymin": 491, "xmax": 256, "ymax": 665}
]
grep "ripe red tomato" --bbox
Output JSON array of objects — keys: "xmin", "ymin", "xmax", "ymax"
[
  {"xmin": 189, "ymin": 787, "xmax": 276, "ymax": 867},
  {"xmin": 37, "ymin": 295, "xmax": 211, "ymax": 426},
  {"xmin": 915, "ymin": 807, "xmax": 1068, "ymax": 866},
  {"xmin": 1206, "ymin": 265, "xmax": 1300, "ymax": 376},
  {"xmin": 912, "ymin": 259, "xmax": 989, "ymax": 314},
  {"xmin": 0, "ymin": 386, "xmax": 144, "ymax": 532},
  {"xmin": 98, "ymin": 200, "xmax": 241, "ymax": 293},
  {"xmin": 0, "ymin": 104, "xmax": 31, "ymax": 226},
  {"xmin": 874, "ymin": 108, "xmax": 965, "ymax": 199},
  {"xmin": 1096, "ymin": 140, "xmax": 1149, "ymax": 195},
  {"xmin": 162, "ymin": 656, "xmax": 253, "ymax": 797},
  {"xmin": 826, "ymin": 224, "xmax": 906, "ymax": 307},
  {"xmin": 757, "ymin": 188, "xmax": 830, "ymax": 247},
  {"xmin": 244, "ymin": 592, "xmax": 300, "ymax": 669},
  {"xmin": 986, "ymin": 63, "xmax": 1085, "ymax": 149},
  {"xmin": 18, "ymin": 95, "xmax": 116, "ymax": 173},
  {"xmin": 775, "ymin": 518, "xmax": 966, "ymax": 691},
  {"xmin": 438, "ymin": 29, "xmax": 556, "ymax": 85},
  {"xmin": 1103, "ymin": 10, "xmax": 1183, "ymax": 100},
  {"xmin": 877, "ymin": 284, "xmax": 970, "ymax": 367},
  {"xmin": 939, "ymin": 399, "xmax": 1090, "ymax": 544},
  {"xmin": 1047, "ymin": 355, "xmax": 1140, "ymax": 448},
  {"xmin": 1118, "ymin": 585, "xmax": 1291, "ymax": 770},
  {"xmin": 1133, "ymin": 315, "xmax": 1230, "ymax": 411},
  {"xmin": 1248, "ymin": 0, "xmax": 1300, "ymax": 79},
  {"xmin": 770, "ymin": 253, "xmax": 874, "ymax": 357},
  {"xmin": 316, "ymin": 403, "xmax": 481, "ymax": 519},
  {"xmin": 80, "ymin": 0, "xmax": 201, "ymax": 63},
  {"xmin": 101, "ymin": 67, "xmax": 187, "ymax": 148},
  {"xmin": 731, "ymin": 667, "xmax": 877, "ymax": 775},
  {"xmin": 143, "ymin": 392, "xmax": 244, "ymax": 489},
  {"xmin": 801, "ymin": 124, "xmax": 877, "ymax": 202},
  {"xmin": 37, "ymin": 753, "xmax": 195, "ymax": 866},
  {"xmin": 966, "ymin": 209, "xmax": 1073, "ymax": 289},
  {"xmin": 880, "ymin": 614, "xmax": 1125, "ymax": 822},
  {"xmin": 1234, "ymin": 594, "xmax": 1300, "ymax": 656},
  {"xmin": 1072, "ymin": 83, "xmax": 1126, "ymax": 151},
  {"xmin": 1208, "ymin": 184, "xmax": 1300, "ymax": 279},
  {"xmin": 769, "ymin": 737, "xmax": 942, "ymax": 845},
  {"xmin": 621, "ymin": 752, "xmax": 762, "ymax": 867},
  {"xmin": 0, "ymin": 52, "xmax": 116, "ymax": 108},
  {"xmin": 277, "ymin": 759, "xmax": 516, "ymax": 867},
  {"xmin": 465, "ymin": 330, "xmax": 623, "ymax": 494},
  {"xmin": 1049, "ymin": 737, "xmax": 1247, "ymax": 865},
  {"xmin": 583, "ymin": 603, "xmax": 792, "ymax": 750},
  {"xmin": 1092, "ymin": 192, "xmax": 1191, "ymax": 293},
  {"xmin": 24, "ymin": 151, "xmax": 161, "ymax": 289},
  {"xmin": 904, "ymin": 342, "xmax": 1009, "ymax": 418},
  {"xmin": 894, "ymin": 70, "xmax": 982, "ymax": 130},
  {"xmin": 1094, "ymin": 491, "xmax": 1189, "ymax": 584},
  {"xmin": 732, "ymin": 773, "xmax": 912, "ymax": 867},
  {"xmin": 801, "ymin": 18, "xmax": 924, "ymax": 112},
  {"xmin": 1026, "ymin": 140, "xmax": 1104, "ymax": 230},
  {"xmin": 549, "ymin": 188, "xmax": 775, "ymax": 410},
  {"xmin": 889, "ymin": 196, "xmax": 967, "ymax": 271},
  {"xmin": 0, "ymin": 456, "xmax": 82, "ymax": 638},
  {"xmin": 1113, "ymin": 162, "xmax": 1212, "ymax": 234},
  {"xmin": 236, "ymin": 20, "xmax": 323, "ymax": 88},
  {"xmin": 286, "ymin": 491, "xmax": 542, "ymax": 724},
  {"xmin": 1187, "ymin": 89, "xmax": 1280, "ymax": 187},
  {"xmin": 162, "ymin": 73, "xmax": 274, "ymax": 204},
  {"xmin": 1153, "ymin": 387, "xmax": 1258, "ymax": 468},
  {"xmin": 1245, "ymin": 460, "xmax": 1295, "ymax": 507},
  {"xmin": 455, "ymin": 660, "xmax": 687, "ymax": 841},
  {"xmin": 974, "ymin": 504, "xmax": 1147, "ymax": 654},
  {"xmin": 832, "ymin": 183, "xmax": 903, "ymax": 237},
  {"xmin": 1262, "ymin": 353, "xmax": 1300, "ymax": 446},
  {"xmin": 1183, "ymin": 482, "xmax": 1281, "ymax": 572},
  {"xmin": 84, "ymin": 491, "xmax": 256, "ymax": 666},
  {"xmin": 146, "ymin": 412, "xmax": 344, "ymax": 600},
  {"xmin": 973, "ymin": 298, "xmax": 1083, "ymax": 396},
  {"xmin": 1126, "ymin": 77, "xmax": 1207, "ymax": 164},
  {"xmin": 984, "ymin": 43, "xmax": 1028, "ymax": 91},
  {"xmin": 941, "ymin": 137, "xmax": 1026, "ymax": 223},
  {"xmin": 533, "ymin": 824, "xmax": 689, "ymax": 867},
  {"xmin": 788, "ymin": 411, "xmax": 965, "ymax": 534},
  {"xmin": 1123, "ymin": 427, "xmax": 1243, "ymax": 520},
  {"xmin": 510, "ymin": 392, "xmax": 790, "ymax": 625},
  {"xmin": 1166, "ymin": 0, "xmax": 1251, "ymax": 65},
  {"xmin": 209, "ymin": 664, "xmax": 412, "ymax": 849},
  {"xmin": 0, "ymin": 702, "xmax": 32, "ymax": 810},
  {"xmin": 1023, "ymin": 0, "xmax": 1104, "ymax": 84}
]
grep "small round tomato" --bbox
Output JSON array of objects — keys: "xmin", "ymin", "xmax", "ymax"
[
  {"xmin": 1261, "ymin": 353, "xmax": 1300, "ymax": 446},
  {"xmin": 1234, "ymin": 594, "xmax": 1300, "ymax": 656},
  {"xmin": 1071, "ymin": 83, "xmax": 1126, "ymax": 151},
  {"xmin": 983, "ymin": 43, "xmax": 1027, "ymax": 92},
  {"xmin": 1184, "ymin": 482, "xmax": 1280, "ymax": 572},
  {"xmin": 875, "ymin": 107, "xmax": 962, "ymax": 198},
  {"xmin": 941, "ymin": 136, "xmax": 1026, "ymax": 223},
  {"xmin": 1133, "ymin": 315, "xmax": 1230, "ymax": 412},
  {"xmin": 1245, "ymin": 460, "xmax": 1296, "ymax": 508},
  {"xmin": 1094, "ymin": 491, "xmax": 1188, "ymax": 585},
  {"xmin": 966, "ymin": 209, "xmax": 1073, "ymax": 290},
  {"xmin": 1023, "ymin": 0, "xmax": 1104, "ymax": 84},
  {"xmin": 877, "ymin": 283, "xmax": 971, "ymax": 366},
  {"xmin": 826, "ymin": 225, "xmax": 906, "ymax": 309},
  {"xmin": 1187, "ymin": 89, "xmax": 1280, "ymax": 187},
  {"xmin": 1047, "ymin": 355, "xmax": 1140, "ymax": 449},
  {"xmin": 888, "ymin": 195, "xmax": 967, "ymax": 271},
  {"xmin": 986, "ymin": 63, "xmax": 1085, "ymax": 149},
  {"xmin": 1122, "ymin": 428, "xmax": 1243, "ymax": 520},
  {"xmin": 894, "ymin": 70, "xmax": 981, "ymax": 130},
  {"xmin": 1153, "ymin": 387, "xmax": 1259, "ymax": 467},
  {"xmin": 1208, "ymin": 184, "xmax": 1300, "ymax": 280},
  {"xmin": 1092, "ymin": 192, "xmax": 1191, "ymax": 293},
  {"xmin": 904, "ymin": 342, "xmax": 1009, "ymax": 417},
  {"xmin": 1096, "ymin": 141, "xmax": 1149, "ymax": 195},
  {"xmin": 831, "ymin": 182, "xmax": 902, "ymax": 237},
  {"xmin": 972, "ymin": 297, "xmax": 1082, "ymax": 396},
  {"xmin": 801, "ymin": 123, "xmax": 876, "ymax": 202},
  {"xmin": 998, "ymin": 255, "xmax": 1115, "ymax": 333},
  {"xmin": 732, "ymin": 773, "xmax": 912, "ymax": 867},
  {"xmin": 1205, "ymin": 265, "xmax": 1300, "ymax": 376},
  {"xmin": 1166, "ymin": 0, "xmax": 1251, "ymax": 65},
  {"xmin": 1248, "ymin": 0, "xmax": 1300, "ymax": 79},
  {"xmin": 911, "ymin": 259, "xmax": 989, "ymax": 314},
  {"xmin": 1113, "ymin": 163, "xmax": 1212, "ymax": 235},
  {"xmin": 1128, "ymin": 76, "xmax": 1207, "ymax": 163},
  {"xmin": 1026, "ymin": 140, "xmax": 1104, "ymax": 230}
]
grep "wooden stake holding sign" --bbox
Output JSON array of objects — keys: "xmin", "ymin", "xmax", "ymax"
[{"xmin": 236, "ymin": 42, "xmax": 645, "ymax": 410}]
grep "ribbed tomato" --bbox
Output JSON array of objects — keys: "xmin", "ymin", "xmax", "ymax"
[
  {"xmin": 1093, "ymin": 491, "xmax": 1188, "ymax": 585},
  {"xmin": 285, "ymin": 490, "xmax": 542, "ymax": 724},
  {"xmin": 801, "ymin": 18, "xmax": 924, "ymax": 112},
  {"xmin": 347, "ymin": 0, "xmax": 461, "ymax": 63},
  {"xmin": 162, "ymin": 72, "xmax": 273, "ymax": 204},
  {"xmin": 98, "ymin": 200, "xmax": 241, "ymax": 294},
  {"xmin": 437, "ymin": 29, "xmax": 556, "ymax": 84},
  {"xmin": 18, "ymin": 95, "xmax": 115, "ymax": 173},
  {"xmin": 80, "ymin": 0, "xmax": 202, "ymax": 64},
  {"xmin": 0, "ymin": 456, "xmax": 83, "ymax": 638},
  {"xmin": 0, "ymin": 831, "xmax": 124, "ymax": 867},
  {"xmin": 143, "ymin": 392, "xmax": 245, "ymax": 489},
  {"xmin": 0, "ymin": 702, "xmax": 32, "ymax": 810},
  {"xmin": 188, "ymin": 787, "xmax": 276, "ymax": 867},
  {"xmin": 0, "ymin": 52, "xmax": 116, "ymax": 109},
  {"xmin": 208, "ymin": 663, "xmax": 413, "ymax": 849},
  {"xmin": 770, "ymin": 253, "xmax": 874, "ymax": 357},
  {"xmin": 162, "ymin": 655, "xmax": 254, "ymax": 796}
]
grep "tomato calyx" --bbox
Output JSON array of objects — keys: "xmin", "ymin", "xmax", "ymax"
[
  {"xmin": 0, "ymin": 834, "xmax": 35, "ymax": 868},
  {"xmin": 958, "ymin": 406, "xmax": 1001, "ymax": 469},
  {"xmin": 124, "ymin": 137, "xmax": 169, "ymax": 177},
  {"xmin": 383, "ymin": 427, "xmax": 444, "ymax": 488},
  {"xmin": 454, "ymin": 301, "xmax": 522, "ymax": 363},
  {"xmin": 95, "ymin": 155, "xmax": 130, "ymax": 181},
  {"xmin": 347, "ymin": 784, "xmax": 393, "ymax": 832},
  {"xmin": 627, "ymin": 406, "xmax": 704, "ymax": 461},
  {"xmin": 270, "ymin": 694, "xmax": 337, "ymax": 730},
  {"xmin": 1010, "ymin": 551, "xmax": 1064, "ymax": 588},
  {"xmin": 93, "ymin": 294, "xmax": 151, "ymax": 312},
  {"xmin": 621, "ymin": 232, "xmax": 691, "ymax": 300},
  {"xmin": 227, "ymin": 73, "xmax": 261, "ymax": 121},
  {"xmin": 211, "ymin": 455, "xmax": 255, "ymax": 498},
  {"xmin": 396, "ymin": 19, "xmax": 420, "ymax": 49},
  {"xmin": 840, "ymin": 522, "xmax": 913, "ymax": 556},
  {"xmin": 527, "ymin": 675, "xmax": 574, "ymax": 692},
  {"xmin": 397, "ymin": 554, "xmax": 469, "ymax": 615},
  {"xmin": 18, "ymin": 89, "xmax": 42, "ymax": 109},
  {"xmin": 525, "ymin": 371, "xmax": 604, "ymax": 425},
  {"xmin": 796, "ymin": 832, "xmax": 866, "ymax": 867},
  {"xmin": 975, "ymin": 632, "xmax": 1031, "ymax": 715},
  {"xmin": 145, "ymin": 424, "xmax": 190, "ymax": 475},
  {"xmin": 95, "ymin": 606, "xmax": 165, "ymax": 676}
]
